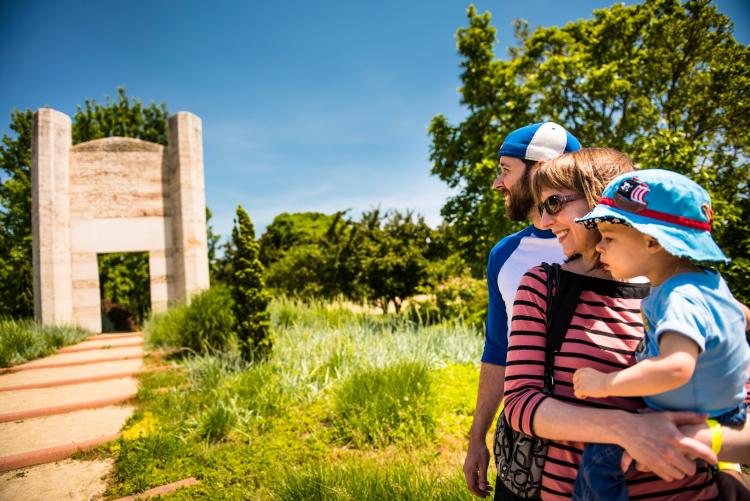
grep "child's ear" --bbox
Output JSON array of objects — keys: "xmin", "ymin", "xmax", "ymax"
[{"xmin": 644, "ymin": 236, "xmax": 663, "ymax": 254}]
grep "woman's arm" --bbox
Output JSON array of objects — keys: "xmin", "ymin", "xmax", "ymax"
[{"xmin": 531, "ymin": 397, "xmax": 716, "ymax": 481}]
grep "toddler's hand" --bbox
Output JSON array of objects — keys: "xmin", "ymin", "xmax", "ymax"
[{"xmin": 573, "ymin": 367, "xmax": 611, "ymax": 399}]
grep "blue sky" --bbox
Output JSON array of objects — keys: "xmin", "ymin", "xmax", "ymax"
[{"xmin": 2, "ymin": 1, "xmax": 748, "ymax": 241}]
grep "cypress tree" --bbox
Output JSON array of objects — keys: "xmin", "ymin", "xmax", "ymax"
[{"xmin": 230, "ymin": 205, "xmax": 272, "ymax": 360}]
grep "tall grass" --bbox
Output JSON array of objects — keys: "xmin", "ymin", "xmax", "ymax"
[
  {"xmin": 0, "ymin": 319, "xmax": 90, "ymax": 367},
  {"xmin": 269, "ymin": 297, "xmax": 482, "ymax": 400},
  {"xmin": 274, "ymin": 463, "xmax": 473, "ymax": 501},
  {"xmin": 333, "ymin": 361, "xmax": 435, "ymax": 448}
]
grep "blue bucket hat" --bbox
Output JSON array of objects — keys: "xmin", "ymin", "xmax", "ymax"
[
  {"xmin": 576, "ymin": 169, "xmax": 728, "ymax": 263},
  {"xmin": 498, "ymin": 122, "xmax": 581, "ymax": 161}
]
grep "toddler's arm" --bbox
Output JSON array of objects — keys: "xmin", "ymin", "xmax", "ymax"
[{"xmin": 573, "ymin": 331, "xmax": 699, "ymax": 399}]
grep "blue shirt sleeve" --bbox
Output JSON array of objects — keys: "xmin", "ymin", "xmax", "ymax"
[
  {"xmin": 653, "ymin": 286, "xmax": 708, "ymax": 353},
  {"xmin": 481, "ymin": 242, "xmax": 510, "ymax": 366}
]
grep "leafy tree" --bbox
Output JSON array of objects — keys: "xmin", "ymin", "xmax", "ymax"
[
  {"xmin": 261, "ymin": 211, "xmax": 367, "ymax": 300},
  {"xmin": 0, "ymin": 110, "xmax": 34, "ymax": 318},
  {"xmin": 72, "ymin": 87, "xmax": 168, "ymax": 144},
  {"xmin": 359, "ymin": 209, "xmax": 432, "ymax": 314},
  {"xmin": 206, "ymin": 207, "xmax": 223, "ymax": 284},
  {"xmin": 430, "ymin": 0, "xmax": 750, "ymax": 302},
  {"xmin": 229, "ymin": 205, "xmax": 272, "ymax": 360},
  {"xmin": 258, "ymin": 211, "xmax": 340, "ymax": 267}
]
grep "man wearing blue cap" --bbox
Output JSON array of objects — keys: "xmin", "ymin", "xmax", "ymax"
[
  {"xmin": 571, "ymin": 169, "xmax": 750, "ymax": 500},
  {"xmin": 463, "ymin": 122, "xmax": 581, "ymax": 498}
]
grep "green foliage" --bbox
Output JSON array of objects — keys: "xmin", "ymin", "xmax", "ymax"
[
  {"xmin": 333, "ymin": 361, "xmax": 436, "ymax": 448},
  {"xmin": 0, "ymin": 110, "xmax": 34, "ymax": 318},
  {"xmin": 0, "ymin": 88, "xmax": 169, "ymax": 320},
  {"xmin": 274, "ymin": 463, "xmax": 473, "ymax": 501},
  {"xmin": 206, "ymin": 207, "xmax": 223, "ymax": 285},
  {"xmin": 265, "ymin": 244, "xmax": 329, "ymax": 297},
  {"xmin": 261, "ymin": 211, "xmax": 365, "ymax": 300},
  {"xmin": 358, "ymin": 209, "xmax": 432, "ymax": 313},
  {"xmin": 263, "ymin": 209, "xmax": 436, "ymax": 313},
  {"xmin": 229, "ymin": 205, "xmax": 272, "ymax": 360},
  {"xmin": 145, "ymin": 286, "xmax": 236, "ymax": 354},
  {"xmin": 71, "ymin": 87, "xmax": 168, "ymax": 145},
  {"xmin": 258, "ymin": 211, "xmax": 339, "ymax": 267},
  {"xmin": 0, "ymin": 319, "xmax": 90, "ymax": 367},
  {"xmin": 406, "ymin": 275, "xmax": 488, "ymax": 328},
  {"xmin": 198, "ymin": 399, "xmax": 237, "ymax": 442},
  {"xmin": 431, "ymin": 0, "xmax": 750, "ymax": 302},
  {"xmin": 98, "ymin": 252, "xmax": 150, "ymax": 326}
]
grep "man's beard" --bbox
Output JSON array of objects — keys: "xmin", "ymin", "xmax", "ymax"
[{"xmin": 505, "ymin": 166, "xmax": 535, "ymax": 221}]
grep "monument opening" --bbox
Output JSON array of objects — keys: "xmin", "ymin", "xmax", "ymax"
[{"xmin": 97, "ymin": 252, "xmax": 151, "ymax": 332}]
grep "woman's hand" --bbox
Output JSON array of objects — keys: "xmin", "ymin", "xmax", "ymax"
[{"xmin": 617, "ymin": 411, "xmax": 717, "ymax": 482}]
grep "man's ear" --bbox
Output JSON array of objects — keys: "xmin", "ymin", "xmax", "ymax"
[{"xmin": 644, "ymin": 235, "xmax": 663, "ymax": 254}]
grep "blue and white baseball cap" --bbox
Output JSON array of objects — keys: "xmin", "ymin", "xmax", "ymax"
[
  {"xmin": 576, "ymin": 169, "xmax": 728, "ymax": 263},
  {"xmin": 498, "ymin": 122, "xmax": 581, "ymax": 161}
]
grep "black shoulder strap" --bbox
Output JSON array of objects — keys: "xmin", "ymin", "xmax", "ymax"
[{"xmin": 541, "ymin": 262, "xmax": 578, "ymax": 391}]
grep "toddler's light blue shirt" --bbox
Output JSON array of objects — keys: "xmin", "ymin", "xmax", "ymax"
[{"xmin": 638, "ymin": 269, "xmax": 749, "ymax": 417}]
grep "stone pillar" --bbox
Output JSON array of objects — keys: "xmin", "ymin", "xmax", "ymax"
[
  {"xmin": 167, "ymin": 112, "xmax": 210, "ymax": 303},
  {"xmin": 71, "ymin": 252, "xmax": 101, "ymax": 332},
  {"xmin": 149, "ymin": 250, "xmax": 169, "ymax": 313},
  {"xmin": 32, "ymin": 108, "xmax": 73, "ymax": 326}
]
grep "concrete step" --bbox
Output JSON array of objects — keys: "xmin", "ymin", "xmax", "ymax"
[
  {"xmin": 0, "ymin": 458, "xmax": 113, "ymax": 501},
  {"xmin": 5, "ymin": 345, "xmax": 144, "ymax": 373},
  {"xmin": 0, "ymin": 377, "xmax": 138, "ymax": 423},
  {"xmin": 0, "ymin": 405, "xmax": 134, "ymax": 472},
  {"xmin": 87, "ymin": 332, "xmax": 143, "ymax": 341},
  {"xmin": 5, "ymin": 346, "xmax": 143, "ymax": 372},
  {"xmin": 0, "ymin": 359, "xmax": 144, "ymax": 391},
  {"xmin": 57, "ymin": 336, "xmax": 144, "ymax": 354}
]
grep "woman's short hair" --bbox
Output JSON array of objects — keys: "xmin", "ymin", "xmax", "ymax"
[{"xmin": 532, "ymin": 148, "xmax": 635, "ymax": 208}]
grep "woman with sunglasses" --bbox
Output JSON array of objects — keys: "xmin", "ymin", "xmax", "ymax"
[{"xmin": 499, "ymin": 148, "xmax": 742, "ymax": 500}]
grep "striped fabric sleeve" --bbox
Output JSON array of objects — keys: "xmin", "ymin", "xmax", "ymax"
[{"xmin": 503, "ymin": 266, "xmax": 550, "ymax": 436}]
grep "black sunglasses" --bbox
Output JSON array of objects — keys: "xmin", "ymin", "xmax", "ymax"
[{"xmin": 537, "ymin": 193, "xmax": 585, "ymax": 216}]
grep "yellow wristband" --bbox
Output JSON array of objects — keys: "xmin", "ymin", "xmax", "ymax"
[
  {"xmin": 706, "ymin": 418, "xmax": 722, "ymax": 455},
  {"xmin": 718, "ymin": 461, "xmax": 741, "ymax": 472}
]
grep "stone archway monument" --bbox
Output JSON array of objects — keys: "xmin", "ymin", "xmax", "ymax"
[{"xmin": 32, "ymin": 108, "xmax": 210, "ymax": 332}]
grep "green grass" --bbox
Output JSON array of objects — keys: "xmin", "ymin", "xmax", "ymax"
[
  {"xmin": 0, "ymin": 319, "xmax": 91, "ymax": 367},
  {"xmin": 275, "ymin": 462, "xmax": 473, "ymax": 501},
  {"xmin": 105, "ymin": 298, "xmax": 485, "ymax": 499},
  {"xmin": 333, "ymin": 361, "xmax": 436, "ymax": 448}
]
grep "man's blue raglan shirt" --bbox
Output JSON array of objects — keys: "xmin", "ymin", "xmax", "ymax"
[{"xmin": 481, "ymin": 225, "xmax": 564, "ymax": 366}]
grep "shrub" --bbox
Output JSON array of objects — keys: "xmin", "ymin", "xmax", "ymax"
[
  {"xmin": 228, "ymin": 205, "xmax": 272, "ymax": 361},
  {"xmin": 406, "ymin": 275, "xmax": 487, "ymax": 327},
  {"xmin": 0, "ymin": 319, "xmax": 90, "ymax": 367},
  {"xmin": 332, "ymin": 361, "xmax": 435, "ymax": 448},
  {"xmin": 144, "ymin": 286, "xmax": 237, "ymax": 354}
]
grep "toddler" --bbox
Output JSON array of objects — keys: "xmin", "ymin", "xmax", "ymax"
[{"xmin": 571, "ymin": 169, "xmax": 749, "ymax": 500}]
